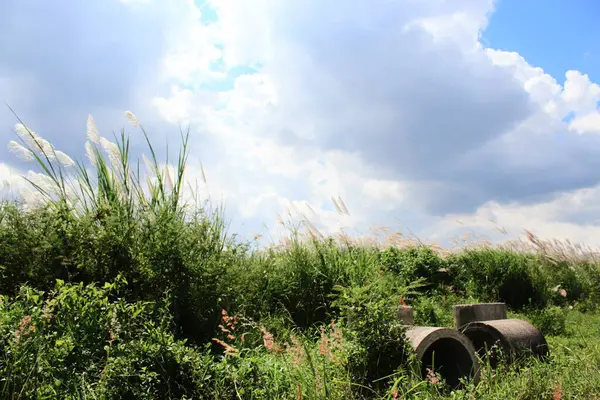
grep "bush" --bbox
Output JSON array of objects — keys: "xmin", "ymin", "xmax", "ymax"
[
  {"xmin": 224, "ymin": 236, "xmax": 385, "ymax": 329},
  {"xmin": 380, "ymin": 246, "xmax": 451, "ymax": 291},
  {"xmin": 0, "ymin": 277, "xmax": 214, "ymax": 398},
  {"xmin": 527, "ymin": 306, "xmax": 568, "ymax": 337},
  {"xmin": 332, "ymin": 278, "xmax": 416, "ymax": 390},
  {"xmin": 450, "ymin": 249, "xmax": 549, "ymax": 309}
]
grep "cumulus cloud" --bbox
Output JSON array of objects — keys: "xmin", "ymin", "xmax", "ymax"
[
  {"xmin": 0, "ymin": 0, "xmax": 212, "ymax": 162},
  {"xmin": 3, "ymin": 0, "xmax": 600, "ymax": 248},
  {"xmin": 152, "ymin": 0, "xmax": 600, "ymax": 246}
]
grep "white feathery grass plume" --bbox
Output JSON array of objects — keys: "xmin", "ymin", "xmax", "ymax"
[
  {"xmin": 337, "ymin": 196, "xmax": 349, "ymax": 215},
  {"xmin": 331, "ymin": 197, "xmax": 343, "ymax": 214},
  {"xmin": 15, "ymin": 123, "xmax": 54, "ymax": 156},
  {"xmin": 55, "ymin": 150, "xmax": 75, "ymax": 167},
  {"xmin": 276, "ymin": 213, "xmax": 284, "ymax": 226},
  {"xmin": 27, "ymin": 171, "xmax": 57, "ymax": 195},
  {"xmin": 99, "ymin": 137, "xmax": 122, "ymax": 173},
  {"xmin": 200, "ymin": 163, "xmax": 207, "ymax": 184},
  {"xmin": 14, "ymin": 123, "xmax": 35, "ymax": 143},
  {"xmin": 142, "ymin": 154, "xmax": 154, "ymax": 174},
  {"xmin": 124, "ymin": 111, "xmax": 140, "ymax": 127},
  {"xmin": 7, "ymin": 140, "xmax": 34, "ymax": 161},
  {"xmin": 108, "ymin": 153, "xmax": 123, "ymax": 175},
  {"xmin": 85, "ymin": 141, "xmax": 98, "ymax": 167},
  {"xmin": 163, "ymin": 166, "xmax": 174, "ymax": 192},
  {"xmin": 146, "ymin": 176, "xmax": 157, "ymax": 196},
  {"xmin": 86, "ymin": 115, "xmax": 100, "ymax": 144},
  {"xmin": 305, "ymin": 202, "xmax": 319, "ymax": 218},
  {"xmin": 99, "ymin": 137, "xmax": 120, "ymax": 158}
]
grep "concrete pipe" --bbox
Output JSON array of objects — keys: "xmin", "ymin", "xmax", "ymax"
[
  {"xmin": 452, "ymin": 303, "xmax": 549, "ymax": 366},
  {"xmin": 404, "ymin": 326, "xmax": 481, "ymax": 388},
  {"xmin": 459, "ymin": 319, "xmax": 549, "ymax": 367},
  {"xmin": 453, "ymin": 302, "xmax": 508, "ymax": 329}
]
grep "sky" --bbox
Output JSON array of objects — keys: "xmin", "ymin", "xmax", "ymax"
[
  {"xmin": 1, "ymin": 0, "xmax": 600, "ymax": 249},
  {"xmin": 483, "ymin": 0, "xmax": 600, "ymax": 84}
]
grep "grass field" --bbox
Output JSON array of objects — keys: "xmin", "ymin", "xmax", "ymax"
[{"xmin": 1, "ymin": 113, "xmax": 600, "ymax": 399}]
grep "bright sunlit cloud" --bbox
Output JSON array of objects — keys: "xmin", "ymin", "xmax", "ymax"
[{"xmin": 2, "ymin": 0, "xmax": 600, "ymax": 248}]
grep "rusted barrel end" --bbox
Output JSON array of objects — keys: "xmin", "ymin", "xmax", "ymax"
[
  {"xmin": 459, "ymin": 319, "xmax": 549, "ymax": 366},
  {"xmin": 453, "ymin": 302, "xmax": 508, "ymax": 329},
  {"xmin": 404, "ymin": 326, "xmax": 481, "ymax": 388}
]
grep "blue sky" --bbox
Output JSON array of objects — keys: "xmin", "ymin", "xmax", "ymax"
[
  {"xmin": 483, "ymin": 0, "xmax": 600, "ymax": 84},
  {"xmin": 2, "ymin": 0, "xmax": 600, "ymax": 248}
]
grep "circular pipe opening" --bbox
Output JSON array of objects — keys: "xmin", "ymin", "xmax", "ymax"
[
  {"xmin": 420, "ymin": 337, "xmax": 476, "ymax": 388},
  {"xmin": 462, "ymin": 320, "xmax": 549, "ymax": 364},
  {"xmin": 462, "ymin": 326, "xmax": 508, "ymax": 368}
]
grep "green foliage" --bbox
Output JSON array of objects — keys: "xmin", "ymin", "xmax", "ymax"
[
  {"xmin": 526, "ymin": 305, "xmax": 568, "ymax": 337},
  {"xmin": 332, "ymin": 278, "xmax": 417, "ymax": 391},
  {"xmin": 0, "ymin": 277, "xmax": 210, "ymax": 398},
  {"xmin": 449, "ymin": 249, "xmax": 549, "ymax": 309},
  {"xmin": 2, "ymin": 112, "xmax": 600, "ymax": 398},
  {"xmin": 223, "ymin": 236, "xmax": 385, "ymax": 329},
  {"xmin": 380, "ymin": 246, "xmax": 451, "ymax": 291}
]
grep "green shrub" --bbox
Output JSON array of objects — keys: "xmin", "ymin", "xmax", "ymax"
[
  {"xmin": 0, "ymin": 277, "xmax": 211, "ymax": 398},
  {"xmin": 450, "ymin": 249, "xmax": 549, "ymax": 309},
  {"xmin": 527, "ymin": 306, "xmax": 568, "ymax": 337},
  {"xmin": 380, "ymin": 246, "xmax": 451, "ymax": 292},
  {"xmin": 332, "ymin": 278, "xmax": 417, "ymax": 390}
]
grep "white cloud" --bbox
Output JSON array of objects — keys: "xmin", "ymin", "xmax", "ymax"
[
  {"xmin": 3, "ymin": 0, "xmax": 600, "ymax": 249},
  {"xmin": 569, "ymin": 112, "xmax": 600, "ymax": 134}
]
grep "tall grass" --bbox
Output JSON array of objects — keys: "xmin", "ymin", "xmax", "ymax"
[{"xmin": 1, "ymin": 111, "xmax": 600, "ymax": 398}]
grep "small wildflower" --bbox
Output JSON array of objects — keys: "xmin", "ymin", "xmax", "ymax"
[
  {"xmin": 14, "ymin": 315, "xmax": 36, "ymax": 345},
  {"xmin": 211, "ymin": 338, "xmax": 239, "ymax": 357},
  {"xmin": 260, "ymin": 327, "xmax": 282, "ymax": 353},
  {"xmin": 426, "ymin": 368, "xmax": 440, "ymax": 385},
  {"xmin": 553, "ymin": 384, "xmax": 562, "ymax": 400},
  {"xmin": 319, "ymin": 325, "xmax": 331, "ymax": 358},
  {"xmin": 285, "ymin": 334, "xmax": 305, "ymax": 365},
  {"xmin": 318, "ymin": 321, "xmax": 345, "ymax": 364}
]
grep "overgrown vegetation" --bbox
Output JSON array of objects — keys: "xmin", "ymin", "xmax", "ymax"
[{"xmin": 1, "ymin": 112, "xmax": 600, "ymax": 398}]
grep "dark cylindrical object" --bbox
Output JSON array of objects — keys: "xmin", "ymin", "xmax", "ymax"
[
  {"xmin": 453, "ymin": 302, "xmax": 508, "ymax": 329},
  {"xmin": 459, "ymin": 319, "xmax": 549, "ymax": 367},
  {"xmin": 404, "ymin": 326, "xmax": 480, "ymax": 388}
]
